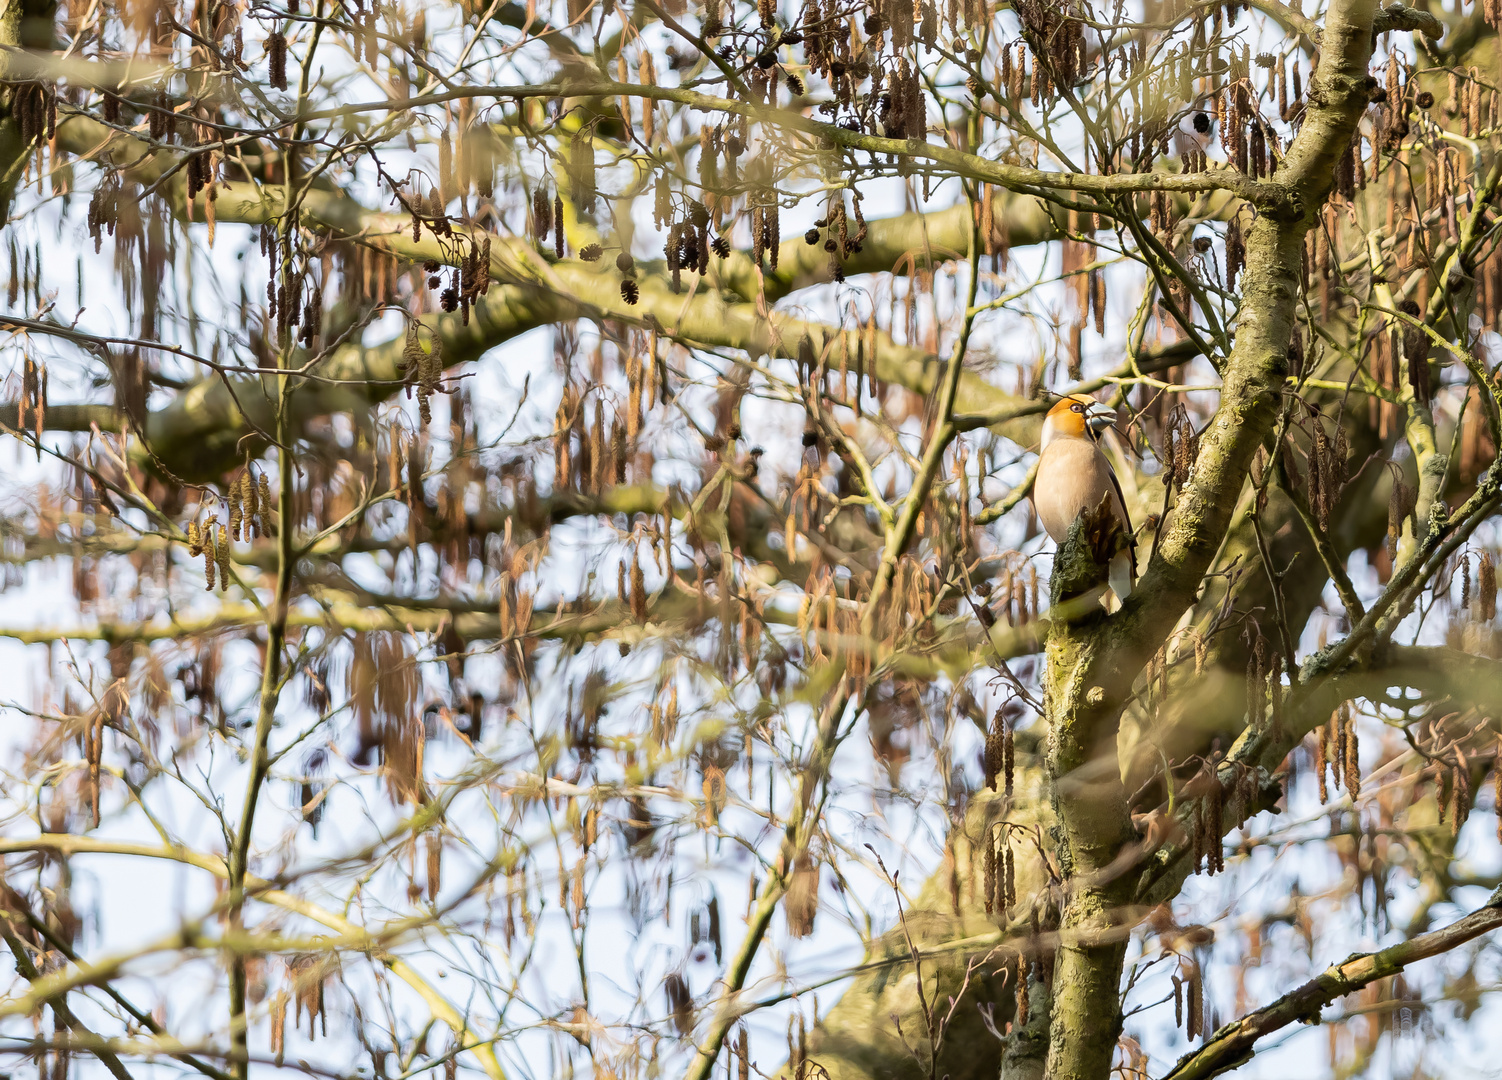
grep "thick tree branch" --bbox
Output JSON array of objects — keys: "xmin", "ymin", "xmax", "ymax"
[
  {"xmin": 1038, "ymin": 0, "xmax": 1381, "ymax": 1074},
  {"xmin": 1162, "ymin": 887, "xmax": 1502, "ymax": 1080}
]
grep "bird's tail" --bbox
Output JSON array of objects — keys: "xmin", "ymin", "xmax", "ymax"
[{"xmin": 1108, "ymin": 548, "xmax": 1135, "ymax": 609}]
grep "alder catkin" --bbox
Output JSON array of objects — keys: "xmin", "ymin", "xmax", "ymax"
[
  {"xmin": 1003, "ymin": 722, "xmax": 1014, "ymax": 798},
  {"xmin": 1342, "ymin": 704, "xmax": 1361, "ymax": 798},
  {"xmin": 1208, "ymin": 771, "xmax": 1224, "ymax": 874},
  {"xmin": 985, "ymin": 709, "xmax": 1002, "ymax": 790},
  {"xmin": 267, "ymin": 30, "xmax": 289, "ymax": 90},
  {"xmin": 427, "ymin": 834, "xmax": 442, "ymax": 901},
  {"xmin": 982, "ymin": 828, "xmax": 997, "ymax": 914},
  {"xmin": 203, "ymin": 526, "xmax": 218, "ymax": 590},
  {"xmin": 1316, "ymin": 722, "xmax": 1330, "ymax": 804},
  {"xmin": 1187, "ymin": 965, "xmax": 1202, "ymax": 1039},
  {"xmin": 630, "ymin": 549, "xmax": 647, "ymax": 622},
  {"xmin": 1494, "ymin": 742, "xmax": 1501, "ymax": 844},
  {"xmin": 228, "ymin": 482, "xmax": 243, "ymax": 541},
  {"xmin": 1453, "ymin": 761, "xmax": 1472, "ymax": 836},
  {"xmin": 259, "ymin": 474, "xmax": 272, "ymax": 530},
  {"xmin": 1480, "ymin": 552, "xmax": 1497, "ymax": 620},
  {"xmin": 217, "ymin": 524, "xmax": 231, "ymax": 586},
  {"xmin": 240, "ymin": 470, "xmax": 256, "ymax": 537}
]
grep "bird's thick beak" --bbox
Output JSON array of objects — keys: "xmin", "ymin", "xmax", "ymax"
[{"xmin": 1085, "ymin": 403, "xmax": 1116, "ymax": 434}]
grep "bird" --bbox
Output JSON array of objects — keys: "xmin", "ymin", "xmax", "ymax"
[{"xmin": 1033, "ymin": 393, "xmax": 1137, "ymax": 607}]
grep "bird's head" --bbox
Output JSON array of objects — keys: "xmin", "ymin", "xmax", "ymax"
[{"xmin": 1042, "ymin": 394, "xmax": 1116, "ymax": 449}]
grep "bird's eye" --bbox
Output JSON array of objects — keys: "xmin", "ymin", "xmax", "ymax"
[{"xmin": 1071, "ymin": 403, "xmax": 1084, "ymax": 413}]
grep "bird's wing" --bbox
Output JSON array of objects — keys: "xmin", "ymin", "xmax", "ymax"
[{"xmin": 1104, "ymin": 459, "xmax": 1138, "ymax": 575}]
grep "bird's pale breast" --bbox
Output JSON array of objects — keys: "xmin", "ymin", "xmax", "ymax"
[{"xmin": 1034, "ymin": 439, "xmax": 1125, "ymax": 542}]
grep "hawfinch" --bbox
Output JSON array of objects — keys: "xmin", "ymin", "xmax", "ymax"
[{"xmin": 1034, "ymin": 393, "xmax": 1136, "ymax": 606}]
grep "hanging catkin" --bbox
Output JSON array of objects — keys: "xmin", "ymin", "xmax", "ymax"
[
  {"xmin": 1341, "ymin": 703, "xmax": 1360, "ymax": 798},
  {"xmin": 1479, "ymin": 552, "xmax": 1498, "ymax": 619},
  {"xmin": 203, "ymin": 524, "xmax": 218, "ymax": 590}
]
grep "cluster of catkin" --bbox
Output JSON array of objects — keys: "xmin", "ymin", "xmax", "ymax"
[
  {"xmin": 399, "ymin": 321, "xmax": 444, "ymax": 425},
  {"xmin": 187, "ymin": 470, "xmax": 272, "ymax": 590},
  {"xmin": 1315, "ymin": 702, "xmax": 1361, "ymax": 804},
  {"xmin": 982, "ymin": 823, "xmax": 1017, "ymax": 915}
]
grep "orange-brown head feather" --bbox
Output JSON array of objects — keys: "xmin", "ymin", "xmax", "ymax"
[{"xmin": 1042, "ymin": 393, "xmax": 1115, "ymax": 449}]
